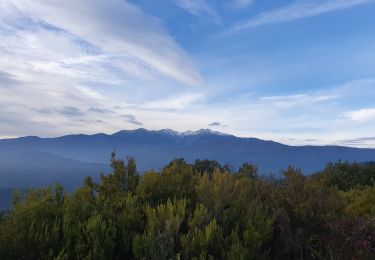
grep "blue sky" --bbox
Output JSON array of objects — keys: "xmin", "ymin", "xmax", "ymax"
[{"xmin": 0, "ymin": 0, "xmax": 375, "ymax": 147}]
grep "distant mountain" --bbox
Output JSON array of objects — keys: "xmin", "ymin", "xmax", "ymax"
[
  {"xmin": 0, "ymin": 151, "xmax": 108, "ymax": 190},
  {"xmin": 1, "ymin": 128, "xmax": 375, "ymax": 191}
]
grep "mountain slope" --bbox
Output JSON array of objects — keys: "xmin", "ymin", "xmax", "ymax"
[
  {"xmin": 1, "ymin": 128, "xmax": 375, "ymax": 179},
  {"xmin": 0, "ymin": 150, "xmax": 109, "ymax": 189},
  {"xmin": 1, "ymin": 128, "xmax": 375, "ymax": 210}
]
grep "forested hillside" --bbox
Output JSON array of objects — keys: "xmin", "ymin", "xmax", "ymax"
[{"xmin": 1, "ymin": 155, "xmax": 375, "ymax": 259}]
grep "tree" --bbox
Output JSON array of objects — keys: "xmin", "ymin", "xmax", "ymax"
[{"xmin": 133, "ymin": 199, "xmax": 187, "ymax": 259}]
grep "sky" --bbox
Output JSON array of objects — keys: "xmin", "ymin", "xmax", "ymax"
[{"xmin": 0, "ymin": 0, "xmax": 375, "ymax": 147}]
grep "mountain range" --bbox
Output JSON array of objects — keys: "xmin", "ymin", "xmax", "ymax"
[{"xmin": 1, "ymin": 128, "xmax": 375, "ymax": 208}]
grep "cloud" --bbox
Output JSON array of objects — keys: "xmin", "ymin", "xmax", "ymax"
[
  {"xmin": 0, "ymin": 70, "xmax": 19, "ymax": 86},
  {"xmin": 336, "ymin": 136, "xmax": 375, "ymax": 148},
  {"xmin": 88, "ymin": 107, "xmax": 115, "ymax": 114},
  {"xmin": 259, "ymin": 93, "xmax": 338, "ymax": 108},
  {"xmin": 74, "ymin": 118, "xmax": 107, "ymax": 125},
  {"xmin": 304, "ymin": 138, "xmax": 318, "ymax": 142},
  {"xmin": 6, "ymin": 0, "xmax": 201, "ymax": 85},
  {"xmin": 142, "ymin": 92, "xmax": 204, "ymax": 110},
  {"xmin": 0, "ymin": 1, "xmax": 205, "ymax": 137},
  {"xmin": 92, "ymin": 119, "xmax": 106, "ymax": 124},
  {"xmin": 58, "ymin": 107, "xmax": 86, "ymax": 117},
  {"xmin": 34, "ymin": 106, "xmax": 86, "ymax": 117},
  {"xmin": 122, "ymin": 114, "xmax": 143, "ymax": 126},
  {"xmin": 346, "ymin": 108, "xmax": 375, "ymax": 122},
  {"xmin": 339, "ymin": 136, "xmax": 375, "ymax": 145},
  {"xmin": 232, "ymin": 0, "xmax": 254, "ymax": 9},
  {"xmin": 175, "ymin": 0, "xmax": 220, "ymax": 22},
  {"xmin": 209, "ymin": 122, "xmax": 221, "ymax": 126},
  {"xmin": 0, "ymin": 111, "xmax": 57, "ymax": 137},
  {"xmin": 222, "ymin": 0, "xmax": 374, "ymax": 35}
]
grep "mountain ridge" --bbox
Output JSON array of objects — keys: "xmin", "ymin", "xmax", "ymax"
[
  {"xmin": 6, "ymin": 128, "xmax": 369, "ymax": 149},
  {"xmin": 1, "ymin": 128, "xmax": 375, "ymax": 209}
]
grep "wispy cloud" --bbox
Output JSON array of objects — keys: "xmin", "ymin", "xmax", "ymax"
[
  {"xmin": 5, "ymin": 0, "xmax": 201, "ymax": 85},
  {"xmin": 121, "ymin": 114, "xmax": 143, "ymax": 126},
  {"xmin": 33, "ymin": 106, "xmax": 87, "ymax": 118},
  {"xmin": 232, "ymin": 0, "xmax": 254, "ymax": 9},
  {"xmin": 0, "ymin": 0, "xmax": 206, "ymax": 137},
  {"xmin": 259, "ymin": 93, "xmax": 338, "ymax": 108},
  {"xmin": 222, "ymin": 0, "xmax": 374, "ymax": 35},
  {"xmin": 142, "ymin": 92, "xmax": 204, "ymax": 110},
  {"xmin": 175, "ymin": 0, "xmax": 220, "ymax": 23},
  {"xmin": 334, "ymin": 136, "xmax": 375, "ymax": 148},
  {"xmin": 88, "ymin": 107, "xmax": 115, "ymax": 114},
  {"xmin": 338, "ymin": 136, "xmax": 375, "ymax": 146}
]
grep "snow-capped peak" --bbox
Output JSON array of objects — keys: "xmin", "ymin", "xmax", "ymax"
[
  {"xmin": 181, "ymin": 129, "xmax": 225, "ymax": 136},
  {"xmin": 157, "ymin": 129, "xmax": 180, "ymax": 135},
  {"xmin": 113, "ymin": 128, "xmax": 230, "ymax": 137}
]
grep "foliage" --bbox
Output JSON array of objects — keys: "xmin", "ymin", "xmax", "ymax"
[{"xmin": 0, "ymin": 157, "xmax": 375, "ymax": 259}]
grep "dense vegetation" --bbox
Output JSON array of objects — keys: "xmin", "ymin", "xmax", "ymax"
[{"xmin": 1, "ymin": 154, "xmax": 375, "ymax": 259}]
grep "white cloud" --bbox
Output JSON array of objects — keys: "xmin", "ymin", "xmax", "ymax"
[
  {"xmin": 0, "ymin": 0, "xmax": 205, "ymax": 137},
  {"xmin": 223, "ymin": 0, "xmax": 374, "ymax": 35},
  {"xmin": 346, "ymin": 108, "xmax": 375, "ymax": 122},
  {"xmin": 5, "ymin": 0, "xmax": 201, "ymax": 85},
  {"xmin": 142, "ymin": 93, "xmax": 204, "ymax": 110},
  {"xmin": 260, "ymin": 93, "xmax": 338, "ymax": 108},
  {"xmin": 175, "ymin": 0, "xmax": 220, "ymax": 22}
]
